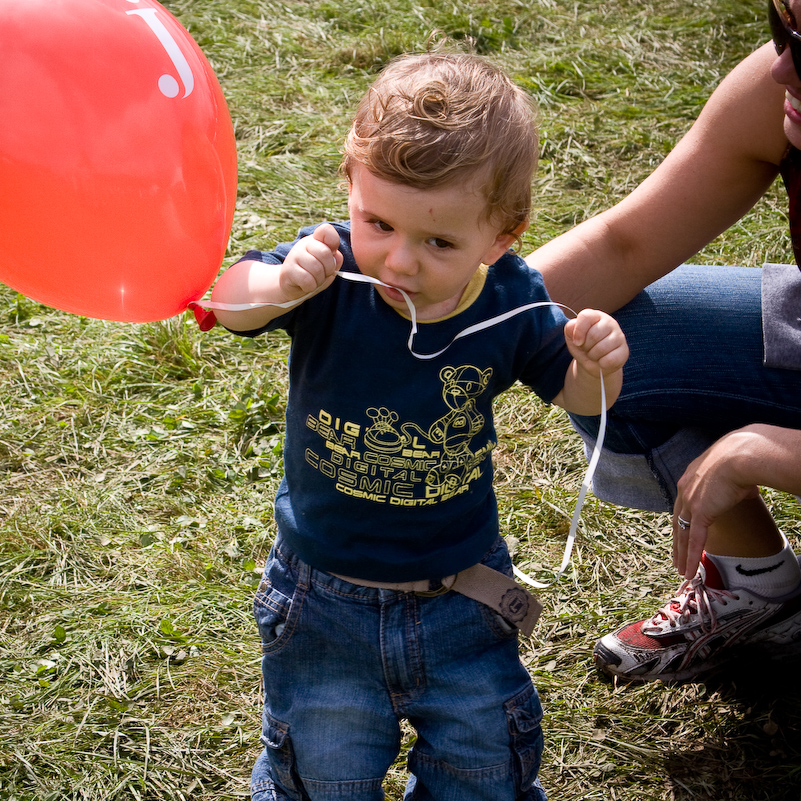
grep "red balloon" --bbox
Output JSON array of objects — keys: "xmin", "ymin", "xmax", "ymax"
[{"xmin": 0, "ymin": 0, "xmax": 237, "ymax": 322}]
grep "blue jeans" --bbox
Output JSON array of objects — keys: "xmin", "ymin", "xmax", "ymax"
[
  {"xmin": 571, "ymin": 264, "xmax": 801, "ymax": 511},
  {"xmin": 250, "ymin": 536, "xmax": 547, "ymax": 801}
]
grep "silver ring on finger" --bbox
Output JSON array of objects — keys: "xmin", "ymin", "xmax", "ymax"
[{"xmin": 677, "ymin": 516, "xmax": 691, "ymax": 530}]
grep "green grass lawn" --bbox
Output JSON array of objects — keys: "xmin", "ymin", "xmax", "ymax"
[{"xmin": 2, "ymin": 0, "xmax": 801, "ymax": 799}]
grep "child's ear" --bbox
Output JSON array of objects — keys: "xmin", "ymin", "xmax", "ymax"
[
  {"xmin": 507, "ymin": 219, "xmax": 529, "ymax": 244},
  {"xmin": 485, "ymin": 220, "xmax": 529, "ymax": 263},
  {"xmin": 511, "ymin": 219, "xmax": 529, "ymax": 237}
]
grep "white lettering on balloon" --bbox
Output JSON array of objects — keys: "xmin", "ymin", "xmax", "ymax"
[{"xmin": 125, "ymin": 4, "xmax": 194, "ymax": 98}]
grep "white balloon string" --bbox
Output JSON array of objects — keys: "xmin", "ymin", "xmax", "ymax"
[
  {"xmin": 193, "ymin": 269, "xmax": 609, "ymax": 587},
  {"xmin": 514, "ymin": 373, "xmax": 606, "ymax": 589}
]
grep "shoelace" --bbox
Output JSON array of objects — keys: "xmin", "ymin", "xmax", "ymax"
[{"xmin": 648, "ymin": 574, "xmax": 738, "ymax": 633}]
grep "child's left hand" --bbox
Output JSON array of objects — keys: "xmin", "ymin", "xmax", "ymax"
[{"xmin": 564, "ymin": 309, "xmax": 629, "ymax": 378}]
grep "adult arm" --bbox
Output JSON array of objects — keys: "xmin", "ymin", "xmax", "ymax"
[{"xmin": 527, "ymin": 43, "xmax": 789, "ymax": 312}]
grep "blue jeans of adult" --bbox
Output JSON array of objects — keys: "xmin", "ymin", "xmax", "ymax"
[
  {"xmin": 570, "ymin": 264, "xmax": 801, "ymax": 512},
  {"xmin": 250, "ymin": 536, "xmax": 547, "ymax": 801}
]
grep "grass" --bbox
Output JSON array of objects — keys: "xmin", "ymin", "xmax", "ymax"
[{"xmin": 2, "ymin": 0, "xmax": 801, "ymax": 799}]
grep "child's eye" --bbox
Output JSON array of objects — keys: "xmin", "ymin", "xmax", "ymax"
[
  {"xmin": 429, "ymin": 237, "xmax": 453, "ymax": 249},
  {"xmin": 373, "ymin": 220, "xmax": 393, "ymax": 232}
]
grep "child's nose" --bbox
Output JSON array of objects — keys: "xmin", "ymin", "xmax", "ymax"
[{"xmin": 385, "ymin": 240, "xmax": 418, "ymax": 276}]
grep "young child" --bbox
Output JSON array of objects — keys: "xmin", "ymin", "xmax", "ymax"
[{"xmin": 208, "ymin": 52, "xmax": 628, "ymax": 801}]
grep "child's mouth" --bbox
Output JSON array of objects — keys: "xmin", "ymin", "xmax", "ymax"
[{"xmin": 382, "ymin": 285, "xmax": 414, "ymax": 303}]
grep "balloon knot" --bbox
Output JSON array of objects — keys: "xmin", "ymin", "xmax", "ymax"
[{"xmin": 188, "ymin": 301, "xmax": 217, "ymax": 331}]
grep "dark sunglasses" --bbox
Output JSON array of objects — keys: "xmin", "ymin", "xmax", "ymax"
[{"xmin": 770, "ymin": 0, "xmax": 801, "ymax": 77}]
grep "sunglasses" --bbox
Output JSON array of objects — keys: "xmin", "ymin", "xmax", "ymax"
[{"xmin": 770, "ymin": 0, "xmax": 801, "ymax": 77}]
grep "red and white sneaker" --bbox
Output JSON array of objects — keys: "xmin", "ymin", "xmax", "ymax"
[{"xmin": 593, "ymin": 554, "xmax": 801, "ymax": 683}]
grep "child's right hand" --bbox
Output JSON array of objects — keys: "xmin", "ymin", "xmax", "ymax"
[
  {"xmin": 280, "ymin": 223, "xmax": 343, "ymax": 302},
  {"xmin": 208, "ymin": 223, "xmax": 344, "ymax": 332}
]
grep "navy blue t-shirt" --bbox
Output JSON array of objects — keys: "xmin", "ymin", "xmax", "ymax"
[{"xmin": 236, "ymin": 222, "xmax": 573, "ymax": 581}]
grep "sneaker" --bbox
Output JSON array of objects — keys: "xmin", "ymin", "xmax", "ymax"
[{"xmin": 593, "ymin": 554, "xmax": 801, "ymax": 683}]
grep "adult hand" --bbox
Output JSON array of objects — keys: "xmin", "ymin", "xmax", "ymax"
[{"xmin": 673, "ymin": 428, "xmax": 767, "ymax": 579}]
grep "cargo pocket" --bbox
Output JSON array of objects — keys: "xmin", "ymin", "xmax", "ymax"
[
  {"xmin": 505, "ymin": 683, "xmax": 544, "ymax": 794},
  {"xmin": 257, "ymin": 712, "xmax": 310, "ymax": 801}
]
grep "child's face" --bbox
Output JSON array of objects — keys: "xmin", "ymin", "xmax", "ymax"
[{"xmin": 348, "ymin": 164, "xmax": 518, "ymax": 320}]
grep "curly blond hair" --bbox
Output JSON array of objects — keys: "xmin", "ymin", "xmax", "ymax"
[{"xmin": 341, "ymin": 52, "xmax": 538, "ymax": 239}]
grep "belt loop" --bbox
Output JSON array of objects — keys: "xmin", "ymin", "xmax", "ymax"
[{"xmin": 297, "ymin": 555, "xmax": 312, "ymax": 590}]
